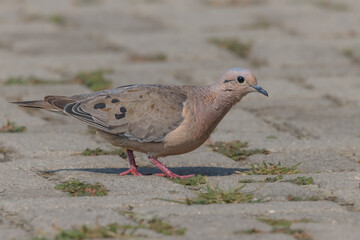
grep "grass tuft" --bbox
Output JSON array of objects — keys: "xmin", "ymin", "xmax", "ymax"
[
  {"xmin": 31, "ymin": 223, "xmax": 146, "ymax": 240},
  {"xmin": 171, "ymin": 175, "xmax": 207, "ymax": 186},
  {"xmin": 55, "ymin": 179, "xmax": 108, "ymax": 197},
  {"xmin": 73, "ymin": 69, "xmax": 112, "ymax": 91},
  {"xmin": 234, "ymin": 228, "xmax": 263, "ymax": 234},
  {"xmin": 238, "ymin": 179, "xmax": 256, "ymax": 183},
  {"xmin": 4, "ymin": 76, "xmax": 63, "ymax": 86},
  {"xmin": 264, "ymin": 175, "xmax": 283, "ymax": 182},
  {"xmin": 129, "ymin": 53, "xmax": 167, "ymax": 63},
  {"xmin": 285, "ymin": 176, "xmax": 313, "ymax": 185},
  {"xmin": 80, "ymin": 147, "xmax": 127, "ymax": 159},
  {"xmin": 0, "ymin": 120, "xmax": 26, "ymax": 133},
  {"xmin": 243, "ymin": 161, "xmax": 300, "ymax": 175},
  {"xmin": 31, "ymin": 211, "xmax": 185, "ymax": 240},
  {"xmin": 48, "ymin": 14, "xmax": 65, "ymax": 25},
  {"xmin": 3, "ymin": 69, "xmax": 113, "ymax": 92},
  {"xmin": 158, "ymin": 184, "xmax": 254, "ymax": 205},
  {"xmin": 257, "ymin": 217, "xmax": 313, "ymax": 240},
  {"xmin": 287, "ymin": 195, "xmax": 337, "ymax": 202},
  {"xmin": 207, "ymin": 140, "xmax": 269, "ymax": 161},
  {"xmin": 120, "ymin": 211, "xmax": 186, "ymax": 236},
  {"xmin": 210, "ymin": 38, "xmax": 252, "ymax": 58}
]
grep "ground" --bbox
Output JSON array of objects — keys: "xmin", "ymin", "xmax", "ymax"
[{"xmin": 0, "ymin": 0, "xmax": 360, "ymax": 240}]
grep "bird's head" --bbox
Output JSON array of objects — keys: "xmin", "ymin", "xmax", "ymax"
[{"xmin": 217, "ymin": 68, "xmax": 268, "ymax": 100}]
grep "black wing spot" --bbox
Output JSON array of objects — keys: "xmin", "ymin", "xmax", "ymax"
[
  {"xmin": 120, "ymin": 107, "xmax": 127, "ymax": 113},
  {"xmin": 115, "ymin": 113, "xmax": 126, "ymax": 119},
  {"xmin": 111, "ymin": 99, "xmax": 120, "ymax": 103},
  {"xmin": 94, "ymin": 103, "xmax": 106, "ymax": 109},
  {"xmin": 139, "ymin": 95, "xmax": 143, "ymax": 98}
]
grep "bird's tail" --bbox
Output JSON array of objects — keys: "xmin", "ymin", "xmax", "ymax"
[
  {"xmin": 11, "ymin": 95, "xmax": 75, "ymax": 112},
  {"xmin": 11, "ymin": 100, "xmax": 59, "ymax": 112}
]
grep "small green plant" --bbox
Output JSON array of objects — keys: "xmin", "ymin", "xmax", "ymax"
[
  {"xmin": 80, "ymin": 147, "xmax": 127, "ymax": 158},
  {"xmin": 234, "ymin": 228, "xmax": 263, "ymax": 234},
  {"xmin": 171, "ymin": 175, "xmax": 207, "ymax": 186},
  {"xmin": 285, "ymin": 176, "xmax": 313, "ymax": 185},
  {"xmin": 120, "ymin": 211, "xmax": 186, "ymax": 236},
  {"xmin": 129, "ymin": 53, "xmax": 167, "ymax": 62},
  {"xmin": 256, "ymin": 218, "xmax": 313, "ymax": 240},
  {"xmin": 287, "ymin": 195, "xmax": 337, "ymax": 202},
  {"xmin": 266, "ymin": 135, "xmax": 277, "ymax": 139},
  {"xmin": 210, "ymin": 38, "xmax": 253, "ymax": 58},
  {"xmin": 55, "ymin": 179, "xmax": 108, "ymax": 197},
  {"xmin": 207, "ymin": 140, "xmax": 269, "ymax": 161},
  {"xmin": 31, "ymin": 211, "xmax": 186, "ymax": 240},
  {"xmin": 243, "ymin": 161, "xmax": 300, "ymax": 175},
  {"xmin": 73, "ymin": 69, "xmax": 112, "ymax": 91},
  {"xmin": 48, "ymin": 14, "xmax": 65, "ymax": 25},
  {"xmin": 158, "ymin": 184, "xmax": 254, "ymax": 205},
  {"xmin": 238, "ymin": 179, "xmax": 256, "ymax": 183},
  {"xmin": 31, "ymin": 223, "xmax": 146, "ymax": 240},
  {"xmin": 3, "ymin": 69, "xmax": 113, "ymax": 91},
  {"xmin": 264, "ymin": 175, "xmax": 283, "ymax": 182},
  {"xmin": 4, "ymin": 76, "xmax": 63, "ymax": 86},
  {"xmin": 0, "ymin": 120, "xmax": 26, "ymax": 133}
]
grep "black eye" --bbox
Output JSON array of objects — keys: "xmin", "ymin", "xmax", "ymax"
[{"xmin": 237, "ymin": 76, "xmax": 245, "ymax": 83}]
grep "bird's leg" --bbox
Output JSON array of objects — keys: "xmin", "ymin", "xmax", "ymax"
[
  {"xmin": 147, "ymin": 156, "xmax": 194, "ymax": 179},
  {"xmin": 119, "ymin": 149, "xmax": 143, "ymax": 176}
]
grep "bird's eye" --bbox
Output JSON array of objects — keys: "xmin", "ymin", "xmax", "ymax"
[{"xmin": 237, "ymin": 76, "xmax": 245, "ymax": 83}]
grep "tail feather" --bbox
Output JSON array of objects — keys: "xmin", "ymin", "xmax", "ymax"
[
  {"xmin": 11, "ymin": 100, "xmax": 55, "ymax": 110},
  {"xmin": 12, "ymin": 96, "xmax": 76, "ymax": 112}
]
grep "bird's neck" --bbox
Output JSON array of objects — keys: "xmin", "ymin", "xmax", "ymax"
[{"xmin": 186, "ymin": 85, "xmax": 239, "ymax": 138}]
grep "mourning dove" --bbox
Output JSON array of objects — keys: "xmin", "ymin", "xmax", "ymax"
[{"xmin": 13, "ymin": 68, "xmax": 268, "ymax": 178}]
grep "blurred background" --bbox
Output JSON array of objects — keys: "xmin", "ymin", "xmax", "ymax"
[{"xmin": 1, "ymin": 0, "xmax": 360, "ymax": 147}]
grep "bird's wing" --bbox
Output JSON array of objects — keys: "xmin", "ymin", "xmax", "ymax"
[{"xmin": 62, "ymin": 85, "xmax": 187, "ymax": 143}]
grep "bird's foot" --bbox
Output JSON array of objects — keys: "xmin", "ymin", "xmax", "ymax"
[
  {"xmin": 154, "ymin": 173, "xmax": 195, "ymax": 179},
  {"xmin": 119, "ymin": 166, "xmax": 143, "ymax": 176},
  {"xmin": 147, "ymin": 156, "xmax": 195, "ymax": 179}
]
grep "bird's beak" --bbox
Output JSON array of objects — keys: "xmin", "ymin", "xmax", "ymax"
[{"xmin": 251, "ymin": 85, "xmax": 268, "ymax": 97}]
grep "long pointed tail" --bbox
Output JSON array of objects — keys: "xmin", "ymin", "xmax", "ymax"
[
  {"xmin": 12, "ymin": 95, "xmax": 76, "ymax": 113},
  {"xmin": 12, "ymin": 100, "xmax": 60, "ymax": 112}
]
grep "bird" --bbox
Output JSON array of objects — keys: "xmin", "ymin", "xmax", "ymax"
[{"xmin": 13, "ymin": 68, "xmax": 268, "ymax": 179}]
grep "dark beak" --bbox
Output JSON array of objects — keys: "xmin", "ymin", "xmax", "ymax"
[{"xmin": 251, "ymin": 85, "xmax": 268, "ymax": 97}]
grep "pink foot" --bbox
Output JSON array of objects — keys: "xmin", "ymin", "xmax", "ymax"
[
  {"xmin": 119, "ymin": 166, "xmax": 143, "ymax": 176},
  {"xmin": 119, "ymin": 149, "xmax": 143, "ymax": 176},
  {"xmin": 148, "ymin": 156, "xmax": 195, "ymax": 179},
  {"xmin": 154, "ymin": 173, "xmax": 195, "ymax": 179}
]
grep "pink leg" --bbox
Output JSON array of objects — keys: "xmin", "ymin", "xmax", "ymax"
[
  {"xmin": 119, "ymin": 149, "xmax": 143, "ymax": 176},
  {"xmin": 147, "ymin": 156, "xmax": 194, "ymax": 179}
]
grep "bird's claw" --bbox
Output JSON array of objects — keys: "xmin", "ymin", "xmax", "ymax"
[{"xmin": 119, "ymin": 167, "xmax": 143, "ymax": 176}]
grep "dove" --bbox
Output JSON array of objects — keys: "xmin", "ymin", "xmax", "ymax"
[{"xmin": 13, "ymin": 68, "xmax": 268, "ymax": 178}]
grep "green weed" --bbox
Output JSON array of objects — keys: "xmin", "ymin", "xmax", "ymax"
[
  {"xmin": 285, "ymin": 177, "xmax": 313, "ymax": 185},
  {"xmin": 0, "ymin": 120, "xmax": 26, "ymax": 133},
  {"xmin": 129, "ymin": 53, "xmax": 167, "ymax": 62},
  {"xmin": 210, "ymin": 38, "xmax": 253, "ymax": 58},
  {"xmin": 73, "ymin": 69, "xmax": 112, "ymax": 91},
  {"xmin": 120, "ymin": 211, "xmax": 186, "ymax": 236},
  {"xmin": 171, "ymin": 175, "xmax": 207, "ymax": 186},
  {"xmin": 207, "ymin": 140, "xmax": 269, "ymax": 161},
  {"xmin": 243, "ymin": 161, "xmax": 300, "ymax": 175},
  {"xmin": 55, "ymin": 179, "xmax": 108, "ymax": 197},
  {"xmin": 158, "ymin": 184, "xmax": 254, "ymax": 205},
  {"xmin": 80, "ymin": 147, "xmax": 126, "ymax": 159}
]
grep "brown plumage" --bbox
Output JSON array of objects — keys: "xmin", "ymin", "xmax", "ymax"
[{"xmin": 13, "ymin": 68, "xmax": 268, "ymax": 178}]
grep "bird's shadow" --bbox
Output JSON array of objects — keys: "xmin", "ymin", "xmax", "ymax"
[{"xmin": 44, "ymin": 167, "xmax": 249, "ymax": 177}]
